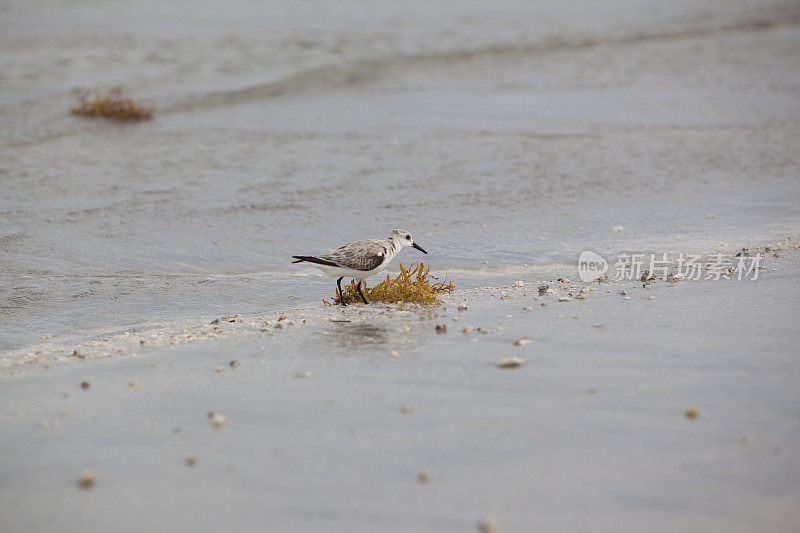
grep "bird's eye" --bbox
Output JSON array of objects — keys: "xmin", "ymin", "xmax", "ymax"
[{"xmin": 406, "ymin": 235, "xmax": 411, "ymax": 240}]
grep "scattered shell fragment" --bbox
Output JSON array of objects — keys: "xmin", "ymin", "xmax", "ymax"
[
  {"xmin": 593, "ymin": 324, "xmax": 605, "ymax": 329},
  {"xmin": 648, "ymin": 295, "xmax": 656, "ymax": 300},
  {"xmin": 458, "ymin": 304, "xmax": 468, "ymax": 312},
  {"xmin": 684, "ymin": 406, "xmax": 700, "ymax": 419},
  {"xmin": 513, "ymin": 337, "xmax": 533, "ymax": 346},
  {"xmin": 80, "ymin": 381, "xmax": 90, "ymax": 390},
  {"xmin": 128, "ymin": 381, "xmax": 136, "ymax": 387},
  {"xmin": 477, "ymin": 516, "xmax": 499, "ymax": 533},
  {"xmin": 558, "ymin": 296, "xmax": 572, "ymax": 302},
  {"xmin": 185, "ymin": 456, "xmax": 197, "ymax": 467},
  {"xmin": 294, "ymin": 371, "xmax": 314, "ymax": 379},
  {"xmin": 540, "ymin": 302, "xmax": 546, "ymax": 307},
  {"xmin": 435, "ymin": 324, "xmax": 447, "ymax": 334},
  {"xmin": 210, "ymin": 413, "xmax": 226, "ymax": 428},
  {"xmin": 77, "ymin": 470, "xmax": 96, "ymax": 490},
  {"xmin": 585, "ymin": 388, "xmax": 599, "ymax": 395},
  {"xmin": 417, "ymin": 471, "xmax": 430, "ymax": 483},
  {"xmin": 620, "ymin": 290, "xmax": 628, "ymax": 296},
  {"xmin": 515, "ymin": 280, "xmax": 524, "ymax": 287},
  {"xmin": 229, "ymin": 360, "xmax": 240, "ymax": 369},
  {"xmin": 612, "ymin": 225, "xmax": 624, "ymax": 232},
  {"xmin": 497, "ymin": 357, "xmax": 526, "ymax": 369},
  {"xmin": 538, "ymin": 285, "xmax": 548, "ymax": 295},
  {"xmin": 389, "ymin": 350, "xmax": 400, "ymax": 358},
  {"xmin": 214, "ymin": 367, "xmax": 225, "ymax": 373},
  {"xmin": 522, "ymin": 306, "xmax": 532, "ymax": 312},
  {"xmin": 401, "ymin": 405, "xmax": 414, "ymax": 414},
  {"xmin": 462, "ymin": 326, "xmax": 474, "ymax": 335},
  {"xmin": 741, "ymin": 435, "xmax": 754, "ymax": 446},
  {"xmin": 574, "ymin": 293, "xmax": 587, "ymax": 300},
  {"xmin": 397, "ymin": 325, "xmax": 411, "ymax": 333}
]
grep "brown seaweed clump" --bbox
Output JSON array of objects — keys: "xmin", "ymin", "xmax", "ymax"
[
  {"xmin": 71, "ymin": 87, "xmax": 153, "ymax": 121},
  {"xmin": 325, "ymin": 262, "xmax": 454, "ymax": 306}
]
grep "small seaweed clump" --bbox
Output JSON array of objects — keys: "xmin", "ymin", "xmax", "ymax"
[
  {"xmin": 325, "ymin": 262, "xmax": 454, "ymax": 306},
  {"xmin": 71, "ymin": 87, "xmax": 153, "ymax": 121}
]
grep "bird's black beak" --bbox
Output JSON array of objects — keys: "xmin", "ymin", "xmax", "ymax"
[{"xmin": 412, "ymin": 242, "xmax": 428, "ymax": 254}]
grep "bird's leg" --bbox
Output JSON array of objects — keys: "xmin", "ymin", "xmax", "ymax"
[
  {"xmin": 355, "ymin": 279, "xmax": 369, "ymax": 304},
  {"xmin": 336, "ymin": 276, "xmax": 347, "ymax": 306}
]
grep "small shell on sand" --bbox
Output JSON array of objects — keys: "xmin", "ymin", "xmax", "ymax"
[
  {"xmin": 684, "ymin": 406, "xmax": 700, "ymax": 419},
  {"xmin": 458, "ymin": 304, "xmax": 468, "ymax": 312},
  {"xmin": 513, "ymin": 337, "xmax": 533, "ymax": 346},
  {"xmin": 401, "ymin": 405, "xmax": 414, "ymax": 414},
  {"xmin": 389, "ymin": 350, "xmax": 400, "ymax": 358},
  {"xmin": 185, "ymin": 456, "xmax": 197, "ymax": 467},
  {"xmin": 515, "ymin": 280, "xmax": 524, "ymax": 287},
  {"xmin": 558, "ymin": 296, "xmax": 572, "ymax": 302},
  {"xmin": 522, "ymin": 306, "xmax": 532, "ymax": 312},
  {"xmin": 574, "ymin": 293, "xmax": 587, "ymax": 300},
  {"xmin": 540, "ymin": 302, "xmax": 546, "ymax": 307},
  {"xmin": 80, "ymin": 381, "xmax": 90, "ymax": 390},
  {"xmin": 210, "ymin": 413, "xmax": 226, "ymax": 428},
  {"xmin": 78, "ymin": 470, "xmax": 96, "ymax": 489},
  {"xmin": 477, "ymin": 516, "xmax": 499, "ymax": 533},
  {"xmin": 294, "ymin": 371, "xmax": 314, "ymax": 379},
  {"xmin": 229, "ymin": 360, "xmax": 240, "ymax": 368},
  {"xmin": 435, "ymin": 324, "xmax": 447, "ymax": 334},
  {"xmin": 417, "ymin": 471, "xmax": 430, "ymax": 483},
  {"xmin": 497, "ymin": 357, "xmax": 526, "ymax": 369},
  {"xmin": 462, "ymin": 326, "xmax": 474, "ymax": 335}
]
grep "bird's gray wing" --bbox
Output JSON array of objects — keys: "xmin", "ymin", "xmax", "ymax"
[{"xmin": 319, "ymin": 239, "xmax": 387, "ymax": 271}]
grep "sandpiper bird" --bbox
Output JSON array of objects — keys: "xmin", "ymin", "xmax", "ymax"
[{"xmin": 292, "ymin": 229, "xmax": 428, "ymax": 306}]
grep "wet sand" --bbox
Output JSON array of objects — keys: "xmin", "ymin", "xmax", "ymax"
[{"xmin": 1, "ymin": 243, "xmax": 799, "ymax": 532}]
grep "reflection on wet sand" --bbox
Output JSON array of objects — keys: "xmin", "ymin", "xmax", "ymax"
[{"xmin": 321, "ymin": 322, "xmax": 390, "ymax": 352}]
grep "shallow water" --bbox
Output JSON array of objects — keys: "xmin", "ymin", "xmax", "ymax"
[{"xmin": 2, "ymin": 0, "xmax": 800, "ymax": 352}]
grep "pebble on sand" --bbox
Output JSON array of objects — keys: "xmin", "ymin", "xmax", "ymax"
[
  {"xmin": 229, "ymin": 360, "xmax": 240, "ymax": 368},
  {"xmin": 684, "ymin": 406, "xmax": 700, "ymax": 419},
  {"xmin": 401, "ymin": 405, "xmax": 414, "ymax": 414},
  {"xmin": 77, "ymin": 470, "xmax": 96, "ymax": 490},
  {"xmin": 294, "ymin": 371, "xmax": 314, "ymax": 379},
  {"xmin": 497, "ymin": 357, "xmax": 526, "ymax": 369},
  {"xmin": 417, "ymin": 471, "xmax": 430, "ymax": 483},
  {"xmin": 513, "ymin": 337, "xmax": 533, "ymax": 346},
  {"xmin": 435, "ymin": 324, "xmax": 447, "ymax": 334},
  {"xmin": 80, "ymin": 381, "xmax": 90, "ymax": 390},
  {"xmin": 185, "ymin": 456, "xmax": 197, "ymax": 467}
]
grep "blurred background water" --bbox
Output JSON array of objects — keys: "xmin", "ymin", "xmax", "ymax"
[{"xmin": 2, "ymin": 0, "xmax": 799, "ymax": 351}]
